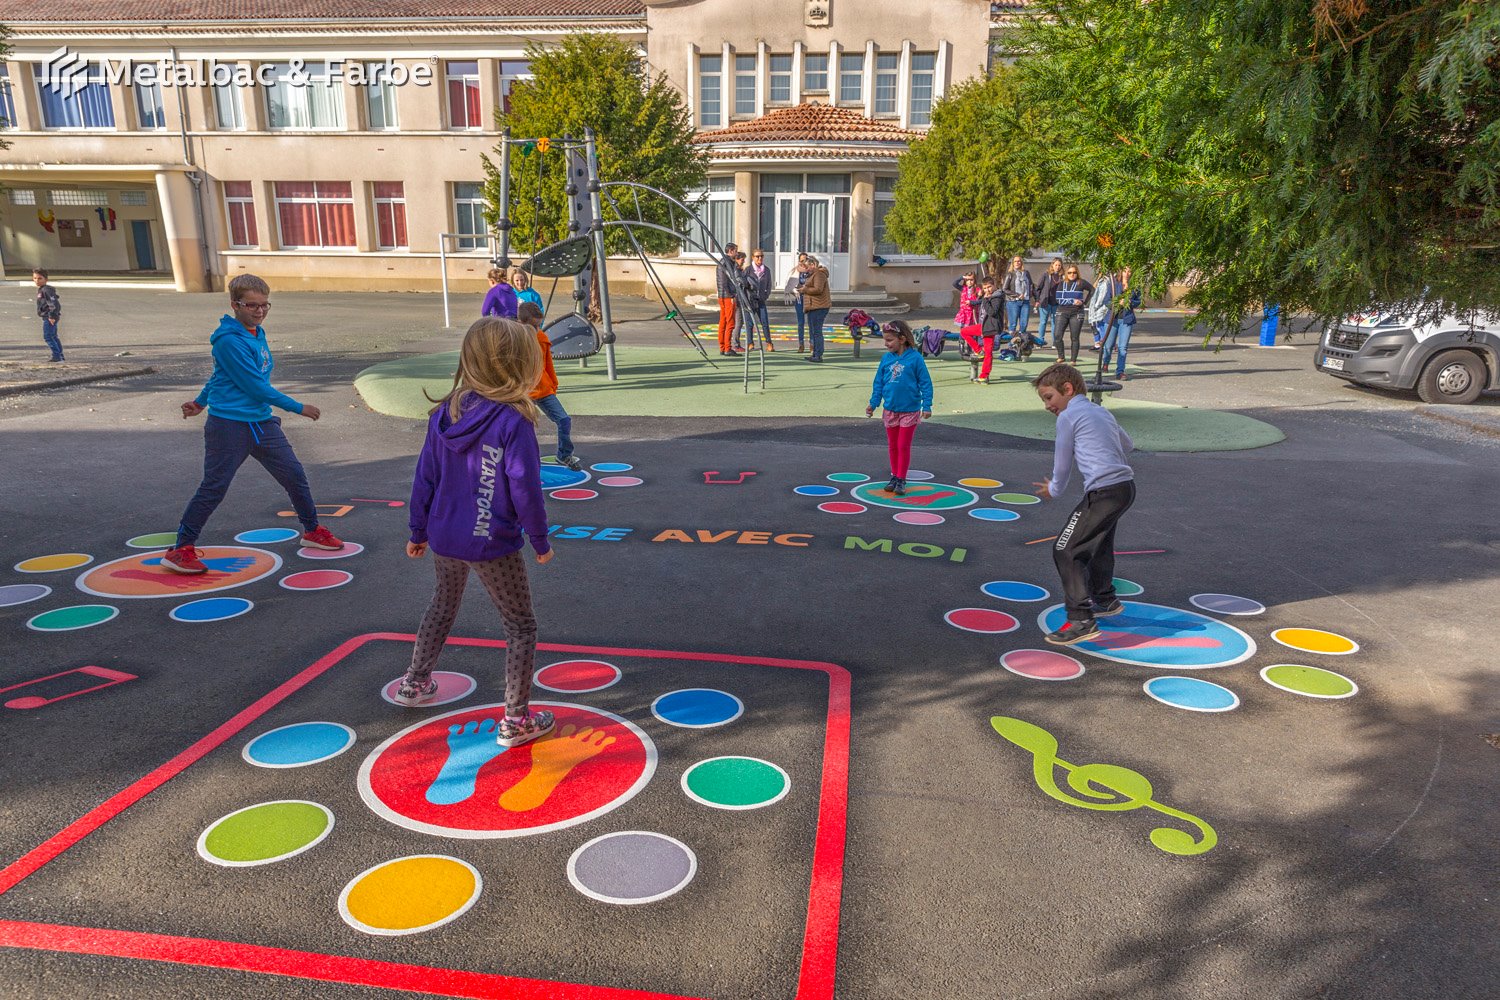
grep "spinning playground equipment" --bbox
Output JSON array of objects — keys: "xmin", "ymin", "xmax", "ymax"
[{"xmin": 485, "ymin": 128, "xmax": 767, "ymax": 390}]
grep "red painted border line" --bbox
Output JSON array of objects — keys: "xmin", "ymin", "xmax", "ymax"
[{"xmin": 0, "ymin": 921, "xmax": 697, "ymax": 1000}]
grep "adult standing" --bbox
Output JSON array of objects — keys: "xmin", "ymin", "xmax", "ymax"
[
  {"xmin": 715, "ymin": 241, "xmax": 742, "ymax": 357},
  {"xmin": 785, "ymin": 253, "xmax": 811, "ymax": 351},
  {"xmin": 1002, "ymin": 255, "xmax": 1035, "ymax": 345},
  {"xmin": 1034, "ymin": 258, "xmax": 1065, "ymax": 348},
  {"xmin": 1099, "ymin": 267, "xmax": 1142, "ymax": 380},
  {"xmin": 745, "ymin": 249, "xmax": 775, "ymax": 351},
  {"xmin": 1052, "ymin": 264, "xmax": 1094, "ymax": 364},
  {"xmin": 801, "ymin": 254, "xmax": 832, "ymax": 362}
]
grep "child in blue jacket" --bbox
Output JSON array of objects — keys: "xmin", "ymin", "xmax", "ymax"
[{"xmin": 865, "ymin": 320, "xmax": 934, "ymax": 495}]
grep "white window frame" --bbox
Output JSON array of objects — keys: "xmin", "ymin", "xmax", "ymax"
[
  {"xmin": 212, "ymin": 72, "xmax": 245, "ymax": 131},
  {"xmin": 697, "ymin": 53, "xmax": 723, "ymax": 128},
  {"xmin": 768, "ymin": 53, "xmax": 793, "ymax": 104},
  {"xmin": 838, "ymin": 52, "xmax": 863, "ymax": 105},
  {"xmin": 803, "ymin": 52, "xmax": 829, "ymax": 94},
  {"xmin": 452, "ymin": 181, "xmax": 489, "ymax": 250},
  {"xmin": 909, "ymin": 52, "xmax": 937, "ymax": 127},
  {"xmin": 133, "ymin": 79, "xmax": 166, "ymax": 130},
  {"xmin": 265, "ymin": 61, "xmax": 345, "ymax": 131},
  {"xmin": 445, "ymin": 60, "xmax": 482, "ymax": 130},
  {"xmin": 34, "ymin": 61, "xmax": 115, "ymax": 130},
  {"xmin": 733, "ymin": 53, "xmax": 756, "ymax": 117},
  {"xmin": 874, "ymin": 53, "xmax": 899, "ymax": 116},
  {"xmin": 223, "ymin": 182, "xmax": 258, "ymax": 249},
  {"xmin": 373, "ymin": 182, "xmax": 408, "ymax": 250},
  {"xmin": 0, "ymin": 65, "xmax": 18, "ymax": 130},
  {"xmin": 273, "ymin": 181, "xmax": 355, "ymax": 249},
  {"xmin": 364, "ymin": 61, "xmax": 399, "ymax": 130},
  {"xmin": 689, "ymin": 176, "xmax": 736, "ymax": 257},
  {"xmin": 499, "ymin": 59, "xmax": 532, "ymax": 115}
]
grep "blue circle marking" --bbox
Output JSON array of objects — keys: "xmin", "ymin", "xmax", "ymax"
[
  {"xmin": 794, "ymin": 485, "xmax": 840, "ymax": 497},
  {"xmin": 170, "ymin": 597, "xmax": 255, "ymax": 623},
  {"xmin": 651, "ymin": 689, "xmax": 744, "ymax": 729},
  {"xmin": 590, "ymin": 463, "xmax": 633, "ymax": 473},
  {"xmin": 1143, "ymin": 676, "xmax": 1240, "ymax": 713},
  {"xmin": 1038, "ymin": 601, "xmax": 1256, "ymax": 669},
  {"xmin": 243, "ymin": 722, "xmax": 356, "ymax": 768},
  {"xmin": 969, "ymin": 508, "xmax": 1020, "ymax": 522},
  {"xmin": 981, "ymin": 581, "xmax": 1050, "ymax": 602},
  {"xmin": 540, "ymin": 466, "xmax": 591, "ymax": 490},
  {"xmin": 0, "ymin": 584, "xmax": 52, "ymax": 608},
  {"xmin": 234, "ymin": 528, "xmax": 301, "ymax": 544}
]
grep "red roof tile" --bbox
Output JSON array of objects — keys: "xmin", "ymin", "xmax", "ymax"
[
  {"xmin": 692, "ymin": 103, "xmax": 919, "ymax": 146},
  {"xmin": 0, "ymin": 0, "xmax": 642, "ymax": 20}
]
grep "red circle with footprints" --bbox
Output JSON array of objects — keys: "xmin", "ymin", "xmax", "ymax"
[{"xmin": 356, "ymin": 701, "xmax": 655, "ymax": 838}]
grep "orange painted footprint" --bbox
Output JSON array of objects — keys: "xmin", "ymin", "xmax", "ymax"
[{"xmin": 499, "ymin": 724, "xmax": 616, "ymax": 812}]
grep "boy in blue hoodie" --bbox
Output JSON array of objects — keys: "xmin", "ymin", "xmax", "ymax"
[{"xmin": 162, "ymin": 274, "xmax": 343, "ymax": 574}]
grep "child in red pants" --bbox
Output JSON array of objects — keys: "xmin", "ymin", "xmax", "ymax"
[{"xmin": 865, "ymin": 320, "xmax": 934, "ymax": 496}]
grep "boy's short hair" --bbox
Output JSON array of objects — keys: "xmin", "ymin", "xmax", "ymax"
[
  {"xmin": 31, "ymin": 267, "xmax": 48, "ymax": 279},
  {"xmin": 487, "ymin": 267, "xmax": 507, "ymax": 283},
  {"xmin": 981, "ymin": 276, "xmax": 996, "ymax": 286},
  {"xmin": 516, "ymin": 301, "xmax": 544, "ymax": 326},
  {"xmin": 1032, "ymin": 362, "xmax": 1087, "ymax": 396},
  {"xmin": 229, "ymin": 274, "xmax": 270, "ymax": 299}
]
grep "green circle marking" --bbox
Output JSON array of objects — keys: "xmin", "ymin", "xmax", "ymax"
[
  {"xmin": 126, "ymin": 532, "xmax": 178, "ymax": 549},
  {"xmin": 827, "ymin": 472, "xmax": 870, "ymax": 483},
  {"xmin": 1261, "ymin": 664, "xmax": 1357, "ymax": 699},
  {"xmin": 198, "ymin": 800, "xmax": 333, "ymax": 866},
  {"xmin": 681, "ymin": 756, "xmax": 790, "ymax": 810},
  {"xmin": 26, "ymin": 605, "xmax": 118, "ymax": 632},
  {"xmin": 1112, "ymin": 578, "xmax": 1144, "ymax": 597},
  {"xmin": 991, "ymin": 492, "xmax": 1041, "ymax": 505},
  {"xmin": 852, "ymin": 480, "xmax": 978, "ymax": 511}
]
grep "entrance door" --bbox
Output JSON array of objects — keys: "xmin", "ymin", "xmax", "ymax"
[
  {"xmin": 761, "ymin": 193, "xmax": 850, "ymax": 293},
  {"xmin": 130, "ymin": 220, "xmax": 156, "ymax": 271}
]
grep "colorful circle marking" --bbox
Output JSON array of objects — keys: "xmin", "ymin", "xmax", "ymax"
[
  {"xmin": 125, "ymin": 532, "xmax": 178, "ymax": 550},
  {"xmin": 0, "ymin": 584, "xmax": 52, "ymax": 608},
  {"xmin": 991, "ymin": 492, "xmax": 1041, "ymax": 505},
  {"xmin": 982, "ymin": 580, "xmax": 1050, "ymax": 602},
  {"xmin": 1112, "ymin": 577, "xmax": 1144, "ymax": 597},
  {"xmin": 590, "ymin": 463, "xmax": 633, "ymax": 473},
  {"xmin": 169, "ymin": 596, "xmax": 254, "ymax": 623},
  {"xmin": 380, "ymin": 671, "xmax": 477, "ymax": 708},
  {"xmin": 535, "ymin": 660, "xmax": 621, "ymax": 693},
  {"xmin": 597, "ymin": 476, "xmax": 643, "ymax": 488},
  {"xmin": 568, "ymin": 832, "xmax": 696, "ymax": 905},
  {"xmin": 76, "ymin": 546, "xmax": 280, "ymax": 599},
  {"xmin": 197, "ymin": 800, "xmax": 334, "ymax": 867},
  {"xmin": 945, "ymin": 608, "xmax": 1020, "ymax": 634},
  {"xmin": 827, "ymin": 472, "xmax": 870, "ymax": 483},
  {"xmin": 818, "ymin": 501, "xmax": 867, "ymax": 514},
  {"xmin": 958, "ymin": 477, "xmax": 1003, "ymax": 488},
  {"xmin": 339, "ymin": 855, "xmax": 481, "ymax": 936},
  {"xmin": 234, "ymin": 528, "xmax": 301, "ymax": 544},
  {"xmin": 852, "ymin": 480, "xmax": 978, "ymax": 511},
  {"xmin": 1272, "ymin": 628, "xmax": 1359, "ymax": 655},
  {"xmin": 280, "ymin": 569, "xmax": 353, "ymax": 591},
  {"xmin": 540, "ymin": 466, "xmax": 591, "ymax": 490},
  {"xmin": 1189, "ymin": 593, "xmax": 1265, "ymax": 616},
  {"xmin": 15, "ymin": 553, "xmax": 93, "ymax": 573},
  {"xmin": 243, "ymin": 722, "xmax": 357, "ymax": 768},
  {"xmin": 652, "ymin": 689, "xmax": 743, "ymax": 728},
  {"xmin": 26, "ymin": 605, "xmax": 119, "ymax": 632},
  {"xmin": 550, "ymin": 488, "xmax": 598, "ymax": 501},
  {"xmin": 1143, "ymin": 676, "xmax": 1240, "ymax": 712},
  {"xmin": 357, "ymin": 701, "xmax": 656, "ymax": 838},
  {"xmin": 681, "ymin": 756, "xmax": 790, "ymax": 810},
  {"xmin": 893, "ymin": 511, "xmax": 945, "ymax": 526},
  {"xmin": 1260, "ymin": 664, "xmax": 1358, "ymax": 699},
  {"xmin": 1000, "ymin": 649, "xmax": 1085, "ymax": 681},
  {"xmin": 905, "ymin": 470, "xmax": 934, "ymax": 481},
  {"xmin": 1037, "ymin": 602, "xmax": 1256, "ymax": 669},
  {"xmin": 969, "ymin": 508, "xmax": 1020, "ymax": 522},
  {"xmin": 794, "ymin": 484, "xmax": 840, "ymax": 497},
  {"xmin": 298, "ymin": 541, "xmax": 364, "ymax": 560}
]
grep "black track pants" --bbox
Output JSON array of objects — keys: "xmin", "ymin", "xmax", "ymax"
[{"xmin": 1053, "ymin": 481, "xmax": 1136, "ymax": 620}]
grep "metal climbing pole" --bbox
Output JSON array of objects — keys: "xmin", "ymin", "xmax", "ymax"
[
  {"xmin": 495, "ymin": 127, "xmax": 512, "ymax": 268},
  {"xmin": 585, "ymin": 129, "xmax": 617, "ymax": 380}
]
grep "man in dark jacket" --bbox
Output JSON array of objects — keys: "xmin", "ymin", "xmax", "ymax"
[{"xmin": 715, "ymin": 242, "xmax": 742, "ymax": 356}]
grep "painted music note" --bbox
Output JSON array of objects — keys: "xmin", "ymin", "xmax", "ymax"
[
  {"xmin": 702, "ymin": 471, "xmax": 757, "ymax": 485},
  {"xmin": 3, "ymin": 666, "xmax": 138, "ymax": 710},
  {"xmin": 990, "ymin": 716, "xmax": 1217, "ymax": 856},
  {"xmin": 350, "ymin": 499, "xmax": 406, "ymax": 508},
  {"xmin": 277, "ymin": 504, "xmax": 353, "ymax": 518}
]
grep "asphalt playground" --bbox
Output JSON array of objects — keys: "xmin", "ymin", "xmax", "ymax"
[{"xmin": 1, "ymin": 285, "xmax": 1497, "ymax": 1000}]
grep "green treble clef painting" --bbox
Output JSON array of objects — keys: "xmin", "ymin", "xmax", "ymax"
[{"xmin": 990, "ymin": 716, "xmax": 1218, "ymax": 857}]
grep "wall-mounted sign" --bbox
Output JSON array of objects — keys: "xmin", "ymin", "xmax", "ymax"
[
  {"xmin": 806, "ymin": 0, "xmax": 830, "ymax": 27},
  {"xmin": 57, "ymin": 219, "xmax": 92, "ymax": 247}
]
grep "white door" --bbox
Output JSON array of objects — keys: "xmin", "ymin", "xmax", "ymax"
[{"xmin": 764, "ymin": 194, "xmax": 850, "ymax": 294}]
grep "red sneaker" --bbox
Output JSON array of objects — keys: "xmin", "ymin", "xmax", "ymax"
[
  {"xmin": 161, "ymin": 545, "xmax": 208, "ymax": 574},
  {"xmin": 301, "ymin": 526, "xmax": 345, "ymax": 551}
]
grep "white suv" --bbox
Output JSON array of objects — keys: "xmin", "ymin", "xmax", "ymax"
[{"xmin": 1317, "ymin": 310, "xmax": 1499, "ymax": 404}]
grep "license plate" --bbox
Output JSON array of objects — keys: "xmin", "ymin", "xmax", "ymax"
[{"xmin": 1322, "ymin": 357, "xmax": 1345, "ymax": 371}]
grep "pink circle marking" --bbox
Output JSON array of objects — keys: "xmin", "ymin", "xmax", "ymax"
[
  {"xmin": 550, "ymin": 489, "xmax": 598, "ymax": 501},
  {"xmin": 1001, "ymin": 649, "xmax": 1085, "ymax": 681},
  {"xmin": 818, "ymin": 501, "xmax": 867, "ymax": 514},
  {"xmin": 893, "ymin": 512, "xmax": 945, "ymax": 526},
  {"xmin": 298, "ymin": 541, "xmax": 365, "ymax": 560},
  {"xmin": 380, "ymin": 671, "xmax": 477, "ymax": 707},
  {"xmin": 944, "ymin": 608, "xmax": 1020, "ymax": 634},
  {"xmin": 596, "ymin": 476, "xmax": 643, "ymax": 488},
  {"xmin": 279, "ymin": 569, "xmax": 353, "ymax": 591},
  {"xmin": 534, "ymin": 659, "xmax": 622, "ymax": 693}
]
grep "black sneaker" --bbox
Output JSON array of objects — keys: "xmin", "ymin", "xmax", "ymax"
[
  {"xmin": 883, "ymin": 477, "xmax": 899, "ymax": 493},
  {"xmin": 1093, "ymin": 598, "xmax": 1124, "ymax": 617},
  {"xmin": 1045, "ymin": 619, "xmax": 1102, "ymax": 646},
  {"xmin": 892, "ymin": 478, "xmax": 907, "ymax": 496},
  {"xmin": 560, "ymin": 455, "xmax": 583, "ymax": 471}
]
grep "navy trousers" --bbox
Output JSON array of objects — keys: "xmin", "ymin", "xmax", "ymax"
[{"xmin": 177, "ymin": 415, "xmax": 317, "ymax": 547}]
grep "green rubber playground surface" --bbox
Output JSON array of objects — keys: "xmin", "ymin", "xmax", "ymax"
[{"xmin": 355, "ymin": 346, "xmax": 1285, "ymax": 453}]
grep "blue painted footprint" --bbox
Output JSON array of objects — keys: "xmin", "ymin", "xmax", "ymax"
[{"xmin": 425, "ymin": 718, "xmax": 508, "ymax": 805}]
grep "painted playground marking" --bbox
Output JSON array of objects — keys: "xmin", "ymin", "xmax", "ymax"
[
  {"xmin": 1112, "ymin": 578, "xmax": 1144, "ymax": 597},
  {"xmin": 298, "ymin": 542, "xmax": 365, "ymax": 560},
  {"xmin": 76, "ymin": 547, "xmax": 281, "ymax": 599},
  {"xmin": 969, "ymin": 508, "xmax": 1021, "ymax": 522},
  {"xmin": 1260, "ymin": 664, "xmax": 1358, "ymax": 699},
  {"xmin": 169, "ymin": 597, "xmax": 254, "ymax": 623},
  {"xmin": 1037, "ymin": 601, "xmax": 1256, "ymax": 669},
  {"xmin": 1000, "ymin": 649, "xmax": 1085, "ymax": 681},
  {"xmin": 1143, "ymin": 676, "xmax": 1241, "ymax": 713},
  {"xmin": 534, "ymin": 659, "xmax": 622, "ymax": 694},
  {"xmin": 893, "ymin": 511, "xmax": 945, "ymax": 526},
  {"xmin": 380, "ymin": 671, "xmax": 477, "ymax": 708},
  {"xmin": 905, "ymin": 470, "xmax": 935, "ymax": 481},
  {"xmin": 945, "ymin": 608, "xmax": 1020, "ymax": 634},
  {"xmin": 651, "ymin": 689, "xmax": 744, "ymax": 729},
  {"xmin": 795, "ymin": 484, "xmax": 840, "ymax": 497},
  {"xmin": 827, "ymin": 472, "xmax": 870, "ymax": 483},
  {"xmin": 279, "ymin": 570, "xmax": 353, "ymax": 591},
  {"xmin": 125, "ymin": 533, "xmax": 178, "ymax": 550},
  {"xmin": 596, "ymin": 476, "xmax": 643, "ymax": 488},
  {"xmin": 234, "ymin": 528, "xmax": 301, "ymax": 545},
  {"xmin": 958, "ymin": 477, "xmax": 1003, "ymax": 488},
  {"xmin": 2, "ymin": 665, "xmax": 137, "ymax": 710},
  {"xmin": 567, "ymin": 831, "xmax": 696, "ymax": 906},
  {"xmin": 26, "ymin": 604, "xmax": 119, "ymax": 632},
  {"xmin": 549, "ymin": 488, "xmax": 599, "ymax": 501},
  {"xmin": 851, "ymin": 480, "xmax": 979, "ymax": 511},
  {"xmin": 338, "ymin": 855, "xmax": 482, "ymax": 936},
  {"xmin": 0, "ymin": 584, "xmax": 52, "ymax": 608},
  {"xmin": 681, "ymin": 756, "xmax": 791, "ymax": 811},
  {"xmin": 1189, "ymin": 593, "xmax": 1265, "ymax": 616},
  {"xmin": 196, "ymin": 800, "xmax": 334, "ymax": 867},
  {"xmin": 590, "ymin": 463, "xmax": 633, "ymax": 473},
  {"xmin": 981, "ymin": 581, "xmax": 1050, "ymax": 602},
  {"xmin": 539, "ymin": 466, "xmax": 591, "ymax": 490},
  {"xmin": 818, "ymin": 501, "xmax": 867, "ymax": 515},
  {"xmin": 990, "ymin": 492, "xmax": 1041, "ymax": 506},
  {"xmin": 243, "ymin": 722, "xmax": 357, "ymax": 768},
  {"xmin": 15, "ymin": 553, "xmax": 93, "ymax": 573},
  {"xmin": 1271, "ymin": 628, "xmax": 1360, "ymax": 655}
]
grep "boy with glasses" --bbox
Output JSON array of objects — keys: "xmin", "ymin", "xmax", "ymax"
[{"xmin": 161, "ymin": 274, "xmax": 343, "ymax": 574}]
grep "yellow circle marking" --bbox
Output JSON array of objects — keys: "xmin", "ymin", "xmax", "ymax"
[
  {"xmin": 15, "ymin": 553, "xmax": 93, "ymax": 573},
  {"xmin": 1271, "ymin": 628, "xmax": 1359, "ymax": 656},
  {"xmin": 958, "ymin": 478, "xmax": 1003, "ymax": 489},
  {"xmin": 339, "ymin": 855, "xmax": 481, "ymax": 936}
]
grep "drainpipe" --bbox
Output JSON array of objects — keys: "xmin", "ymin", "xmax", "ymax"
[{"xmin": 171, "ymin": 45, "xmax": 213, "ymax": 288}]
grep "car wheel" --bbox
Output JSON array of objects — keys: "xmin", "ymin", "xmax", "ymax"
[{"xmin": 1416, "ymin": 350, "xmax": 1486, "ymax": 405}]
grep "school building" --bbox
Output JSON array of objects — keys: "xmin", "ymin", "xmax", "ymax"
[{"xmin": 0, "ymin": 0, "xmax": 1019, "ymax": 301}]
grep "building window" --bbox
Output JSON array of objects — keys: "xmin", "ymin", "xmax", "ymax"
[
  {"xmin": 697, "ymin": 54, "xmax": 722, "ymax": 128},
  {"xmin": 733, "ymin": 54, "xmax": 756, "ymax": 116},
  {"xmin": 0, "ymin": 66, "xmax": 16, "ymax": 129},
  {"xmin": 500, "ymin": 60, "xmax": 531, "ymax": 115},
  {"xmin": 693, "ymin": 175, "xmax": 735, "ymax": 251},
  {"xmin": 134, "ymin": 81, "xmax": 166, "ymax": 130},
  {"xmin": 803, "ymin": 53, "xmax": 829, "ymax": 93},
  {"xmin": 768, "ymin": 54, "xmax": 792, "ymax": 103},
  {"xmin": 266, "ymin": 62, "xmax": 345, "ymax": 130},
  {"xmin": 120, "ymin": 190, "xmax": 149, "ymax": 207},
  {"xmin": 446, "ymin": 60, "xmax": 482, "ymax": 129},
  {"xmin": 838, "ymin": 53, "xmax": 863, "ymax": 104},
  {"xmin": 373, "ymin": 182, "xmax": 408, "ymax": 249},
  {"xmin": 452, "ymin": 181, "xmax": 489, "ymax": 249},
  {"xmin": 910, "ymin": 52, "xmax": 937, "ymax": 126},
  {"xmin": 874, "ymin": 176, "xmax": 900, "ymax": 255},
  {"xmin": 50, "ymin": 189, "xmax": 109, "ymax": 207},
  {"xmin": 9, "ymin": 189, "xmax": 36, "ymax": 205},
  {"xmin": 223, "ymin": 181, "xmax": 258, "ymax": 249},
  {"xmin": 36, "ymin": 62, "xmax": 115, "ymax": 129},
  {"xmin": 364, "ymin": 62, "xmax": 398, "ymax": 130},
  {"xmin": 874, "ymin": 53, "xmax": 899, "ymax": 115},
  {"xmin": 212, "ymin": 74, "xmax": 244, "ymax": 130},
  {"xmin": 274, "ymin": 181, "xmax": 355, "ymax": 248}
]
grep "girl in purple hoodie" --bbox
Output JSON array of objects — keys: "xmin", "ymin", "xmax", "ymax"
[{"xmin": 398, "ymin": 317, "xmax": 556, "ymax": 748}]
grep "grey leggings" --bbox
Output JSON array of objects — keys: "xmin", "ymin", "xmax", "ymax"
[{"xmin": 409, "ymin": 551, "xmax": 538, "ymax": 716}]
